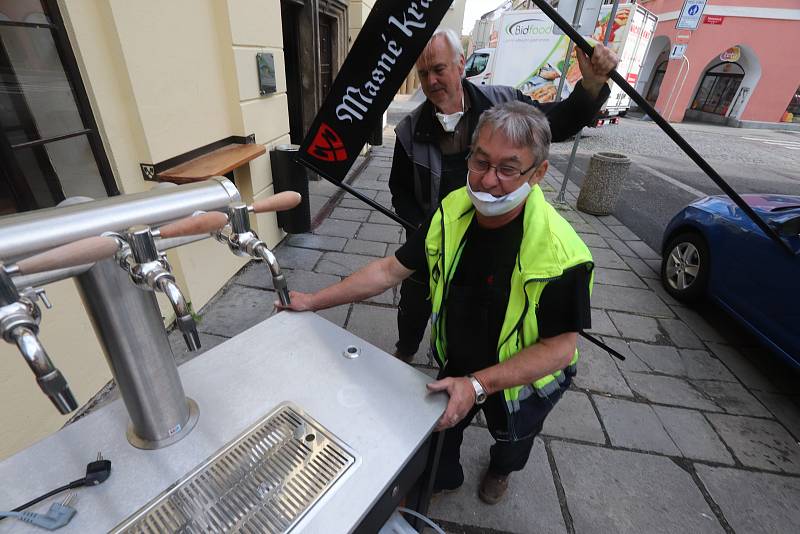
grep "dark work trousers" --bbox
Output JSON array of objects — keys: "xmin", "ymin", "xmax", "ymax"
[
  {"xmin": 395, "ymin": 270, "xmax": 431, "ymax": 356},
  {"xmin": 394, "ymin": 151, "xmax": 468, "ymax": 356},
  {"xmin": 433, "ymin": 383, "xmax": 568, "ymax": 491}
]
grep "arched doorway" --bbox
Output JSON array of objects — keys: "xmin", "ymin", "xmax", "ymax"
[
  {"xmin": 645, "ymin": 60, "xmax": 668, "ymax": 106},
  {"xmin": 690, "ymin": 62, "xmax": 745, "ymax": 116}
]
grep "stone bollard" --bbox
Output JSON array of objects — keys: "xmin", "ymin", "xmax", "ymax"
[{"xmin": 576, "ymin": 152, "xmax": 631, "ymax": 216}]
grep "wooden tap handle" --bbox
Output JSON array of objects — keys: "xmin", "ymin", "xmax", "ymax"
[
  {"xmin": 157, "ymin": 211, "xmax": 229, "ymax": 239},
  {"xmin": 251, "ymin": 191, "xmax": 302, "ymax": 213},
  {"xmin": 16, "ymin": 236, "xmax": 120, "ymax": 275}
]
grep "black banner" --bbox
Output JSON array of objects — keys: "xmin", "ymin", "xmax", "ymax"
[{"xmin": 297, "ymin": 0, "xmax": 452, "ymax": 182}]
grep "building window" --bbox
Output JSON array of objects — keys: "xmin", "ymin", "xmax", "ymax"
[
  {"xmin": 645, "ymin": 60, "xmax": 667, "ymax": 106},
  {"xmin": 691, "ymin": 62, "xmax": 744, "ymax": 116},
  {"xmin": 0, "ymin": 0, "xmax": 116, "ymax": 215}
]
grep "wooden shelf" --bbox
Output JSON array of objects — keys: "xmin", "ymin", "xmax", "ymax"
[{"xmin": 157, "ymin": 143, "xmax": 266, "ymax": 185}]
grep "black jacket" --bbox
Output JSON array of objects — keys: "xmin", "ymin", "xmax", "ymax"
[{"xmin": 389, "ymin": 79, "xmax": 610, "ymax": 226}]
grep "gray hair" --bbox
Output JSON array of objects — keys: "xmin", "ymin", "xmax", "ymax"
[
  {"xmin": 470, "ymin": 102, "xmax": 552, "ymax": 167},
  {"xmin": 429, "ymin": 28, "xmax": 463, "ymax": 63}
]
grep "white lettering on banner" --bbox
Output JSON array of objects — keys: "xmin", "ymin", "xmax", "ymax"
[{"xmin": 336, "ymin": 1, "xmax": 433, "ymax": 122}]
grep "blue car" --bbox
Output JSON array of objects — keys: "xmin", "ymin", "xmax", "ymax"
[{"xmin": 660, "ymin": 194, "xmax": 800, "ymax": 368}]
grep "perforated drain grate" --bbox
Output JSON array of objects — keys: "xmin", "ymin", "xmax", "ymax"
[{"xmin": 113, "ymin": 403, "xmax": 356, "ymax": 533}]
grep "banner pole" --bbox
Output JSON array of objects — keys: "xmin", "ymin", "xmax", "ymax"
[
  {"xmin": 555, "ymin": 0, "xmax": 620, "ymax": 205},
  {"xmin": 528, "ymin": 0, "xmax": 793, "ymax": 255},
  {"xmin": 319, "ymin": 173, "xmax": 416, "ymax": 231}
]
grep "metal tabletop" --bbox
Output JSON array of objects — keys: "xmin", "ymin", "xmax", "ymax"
[{"xmin": 0, "ymin": 311, "xmax": 446, "ymax": 533}]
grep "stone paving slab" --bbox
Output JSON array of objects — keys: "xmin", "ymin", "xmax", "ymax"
[
  {"xmin": 608, "ymin": 312, "xmax": 664, "ymax": 342},
  {"xmin": 705, "ymin": 342, "xmax": 783, "ymax": 394},
  {"xmin": 316, "ymin": 304, "xmax": 350, "ymax": 328},
  {"xmin": 657, "ymin": 317, "xmax": 704, "ymax": 348},
  {"xmin": 592, "ymin": 268, "xmax": 647, "ymax": 288},
  {"xmin": 695, "ymin": 465, "xmax": 800, "ymax": 534},
  {"xmin": 706, "ymin": 413, "xmax": 800, "ymax": 474},
  {"xmin": 601, "ymin": 337, "xmax": 650, "ymax": 373},
  {"xmin": 169, "ymin": 330, "xmax": 228, "ymax": 366},
  {"xmin": 273, "ymin": 245, "xmax": 323, "ymax": 270},
  {"xmin": 197, "ymin": 284, "xmax": 276, "ymax": 338},
  {"xmin": 691, "ymin": 380, "xmax": 772, "ymax": 417},
  {"xmin": 542, "ymin": 390, "xmax": 606, "ymax": 444},
  {"xmin": 315, "ymin": 251, "xmax": 374, "ymax": 277},
  {"xmin": 345, "ymin": 303, "xmax": 397, "ymax": 354},
  {"xmin": 572, "ymin": 340, "xmax": 633, "ymax": 397},
  {"xmin": 429, "ymin": 431, "xmax": 566, "ymax": 534},
  {"xmin": 331, "ymin": 206, "xmax": 371, "ymax": 221},
  {"xmin": 236, "ymin": 265, "xmax": 340, "ymax": 292},
  {"xmin": 604, "ymin": 237, "xmax": 636, "ymax": 258},
  {"xmin": 586, "ymin": 308, "xmax": 619, "ymax": 337},
  {"xmin": 591, "ymin": 285, "xmax": 674, "ymax": 318},
  {"xmin": 625, "ymin": 373, "xmax": 718, "ymax": 411},
  {"xmin": 670, "ymin": 306, "xmax": 727, "ymax": 343},
  {"xmin": 342, "ymin": 238, "xmax": 387, "ymax": 257},
  {"xmin": 628, "ymin": 342, "xmax": 685, "ymax": 376},
  {"xmin": 751, "ymin": 391, "xmax": 800, "ymax": 440},
  {"xmin": 652, "ymin": 406, "xmax": 734, "ymax": 464},
  {"xmin": 594, "ymin": 396, "xmax": 680, "ymax": 455},
  {"xmin": 588, "ymin": 247, "xmax": 628, "ymax": 270},
  {"xmin": 285, "ymin": 233, "xmax": 347, "ymax": 252},
  {"xmin": 679, "ymin": 349, "xmax": 737, "ymax": 381},
  {"xmin": 552, "ymin": 441, "xmax": 724, "ymax": 534},
  {"xmin": 356, "ymin": 222, "xmax": 403, "ymax": 243},
  {"xmin": 622, "ymin": 255, "xmax": 659, "ymax": 280},
  {"xmin": 313, "ymin": 218, "xmax": 361, "ymax": 238}
]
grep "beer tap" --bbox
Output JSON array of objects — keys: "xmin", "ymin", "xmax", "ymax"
[
  {"xmin": 216, "ymin": 191, "xmax": 302, "ymax": 306},
  {"xmin": 0, "ymin": 267, "xmax": 78, "ymax": 414},
  {"xmin": 116, "ymin": 212, "xmax": 229, "ymax": 352},
  {"xmin": 5, "ymin": 211, "xmax": 229, "ymax": 354}
]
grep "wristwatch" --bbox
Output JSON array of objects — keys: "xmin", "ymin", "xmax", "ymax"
[{"xmin": 468, "ymin": 374, "xmax": 487, "ymax": 405}]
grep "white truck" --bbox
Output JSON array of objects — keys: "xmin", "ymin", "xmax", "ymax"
[{"xmin": 465, "ymin": 3, "xmax": 658, "ymax": 125}]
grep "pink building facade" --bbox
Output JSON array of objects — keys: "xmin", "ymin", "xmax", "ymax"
[{"xmin": 636, "ymin": 0, "xmax": 800, "ymax": 125}]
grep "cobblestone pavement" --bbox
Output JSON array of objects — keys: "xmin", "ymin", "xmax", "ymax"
[{"xmin": 178, "ymin": 129, "xmax": 800, "ymax": 534}]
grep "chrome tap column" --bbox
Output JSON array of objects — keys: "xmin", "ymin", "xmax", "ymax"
[
  {"xmin": 0, "ymin": 178, "xmax": 239, "ymax": 449},
  {"xmin": 76, "ymin": 258, "xmax": 198, "ymax": 449}
]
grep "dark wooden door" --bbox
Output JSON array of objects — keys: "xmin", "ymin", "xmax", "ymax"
[{"xmin": 319, "ymin": 15, "xmax": 334, "ymax": 100}]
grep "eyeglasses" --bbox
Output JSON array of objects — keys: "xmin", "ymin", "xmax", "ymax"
[{"xmin": 466, "ymin": 153, "xmax": 538, "ymax": 181}]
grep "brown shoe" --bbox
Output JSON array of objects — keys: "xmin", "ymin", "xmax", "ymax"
[
  {"xmin": 479, "ymin": 471, "xmax": 509, "ymax": 505},
  {"xmin": 392, "ymin": 349, "xmax": 414, "ymax": 363}
]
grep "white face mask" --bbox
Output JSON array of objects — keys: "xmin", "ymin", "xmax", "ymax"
[
  {"xmin": 436, "ymin": 110, "xmax": 464, "ymax": 132},
  {"xmin": 466, "ymin": 176, "xmax": 532, "ymax": 217},
  {"xmin": 435, "ymin": 93, "xmax": 465, "ymax": 133}
]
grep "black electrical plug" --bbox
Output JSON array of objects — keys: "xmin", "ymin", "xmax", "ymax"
[{"xmin": 84, "ymin": 452, "xmax": 112, "ymax": 486}]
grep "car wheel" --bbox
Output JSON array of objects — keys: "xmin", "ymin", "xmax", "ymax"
[{"xmin": 661, "ymin": 231, "xmax": 709, "ymax": 303}]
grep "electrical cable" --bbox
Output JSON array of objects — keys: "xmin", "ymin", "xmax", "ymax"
[
  {"xmin": 397, "ymin": 506, "xmax": 447, "ymax": 534},
  {"xmin": 0, "ymin": 453, "xmax": 111, "ymax": 521}
]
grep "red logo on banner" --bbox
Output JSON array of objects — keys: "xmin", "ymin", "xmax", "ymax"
[{"xmin": 308, "ymin": 123, "xmax": 348, "ymax": 162}]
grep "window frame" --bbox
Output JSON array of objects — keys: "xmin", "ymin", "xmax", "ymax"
[{"xmin": 0, "ymin": 0, "xmax": 117, "ymax": 214}]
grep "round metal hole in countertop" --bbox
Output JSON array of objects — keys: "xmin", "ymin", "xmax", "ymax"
[{"xmin": 343, "ymin": 345, "xmax": 360, "ymax": 359}]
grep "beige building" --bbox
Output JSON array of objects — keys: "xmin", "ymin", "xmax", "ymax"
[{"xmin": 0, "ymin": 0, "xmax": 371, "ymax": 460}]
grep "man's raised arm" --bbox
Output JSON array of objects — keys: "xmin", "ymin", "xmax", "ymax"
[{"xmin": 276, "ymin": 256, "xmax": 414, "ymax": 312}]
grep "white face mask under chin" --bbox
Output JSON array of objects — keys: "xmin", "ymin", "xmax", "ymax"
[
  {"xmin": 435, "ymin": 93, "xmax": 465, "ymax": 133},
  {"xmin": 467, "ymin": 177, "xmax": 532, "ymax": 217},
  {"xmin": 436, "ymin": 110, "xmax": 464, "ymax": 132}
]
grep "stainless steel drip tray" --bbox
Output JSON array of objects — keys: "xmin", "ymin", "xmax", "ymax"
[{"xmin": 112, "ymin": 403, "xmax": 357, "ymax": 533}]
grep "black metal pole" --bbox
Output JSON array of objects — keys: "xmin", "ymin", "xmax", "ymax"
[
  {"xmin": 528, "ymin": 0, "xmax": 793, "ymax": 256},
  {"xmin": 319, "ymin": 174, "xmax": 416, "ymax": 231}
]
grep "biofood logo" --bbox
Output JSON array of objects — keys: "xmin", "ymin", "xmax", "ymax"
[{"xmin": 505, "ymin": 18, "xmax": 554, "ymax": 37}]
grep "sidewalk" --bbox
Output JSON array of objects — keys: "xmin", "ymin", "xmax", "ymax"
[{"xmin": 185, "ymin": 129, "xmax": 800, "ymax": 533}]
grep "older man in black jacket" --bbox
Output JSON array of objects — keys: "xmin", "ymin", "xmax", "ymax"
[{"xmin": 388, "ymin": 28, "xmax": 618, "ymax": 362}]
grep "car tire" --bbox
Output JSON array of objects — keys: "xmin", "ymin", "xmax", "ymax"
[{"xmin": 661, "ymin": 231, "xmax": 709, "ymax": 304}]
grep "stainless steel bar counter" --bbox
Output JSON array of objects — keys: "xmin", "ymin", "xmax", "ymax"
[{"xmin": 0, "ymin": 311, "xmax": 446, "ymax": 532}]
